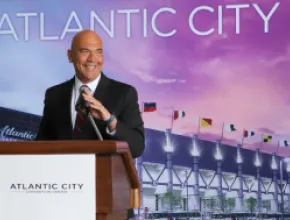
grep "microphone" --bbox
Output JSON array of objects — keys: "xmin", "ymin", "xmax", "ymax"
[
  {"xmin": 75, "ymin": 86, "xmax": 90, "ymax": 112},
  {"xmin": 75, "ymin": 85, "xmax": 103, "ymax": 141}
]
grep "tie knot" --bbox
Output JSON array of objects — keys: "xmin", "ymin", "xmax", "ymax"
[{"xmin": 80, "ymin": 85, "xmax": 91, "ymax": 93}]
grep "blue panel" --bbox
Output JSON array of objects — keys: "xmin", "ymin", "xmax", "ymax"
[{"xmin": 142, "ymin": 129, "xmax": 167, "ymax": 164}]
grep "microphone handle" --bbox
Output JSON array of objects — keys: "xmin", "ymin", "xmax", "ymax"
[{"xmin": 88, "ymin": 113, "xmax": 103, "ymax": 141}]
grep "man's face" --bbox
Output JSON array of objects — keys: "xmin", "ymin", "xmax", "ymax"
[{"xmin": 68, "ymin": 33, "xmax": 104, "ymax": 83}]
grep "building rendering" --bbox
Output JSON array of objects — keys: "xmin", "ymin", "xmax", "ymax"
[{"xmin": 1, "ymin": 106, "xmax": 290, "ymax": 219}]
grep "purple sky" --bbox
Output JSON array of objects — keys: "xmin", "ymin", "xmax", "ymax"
[{"xmin": 100, "ymin": 0, "xmax": 290, "ymax": 156}]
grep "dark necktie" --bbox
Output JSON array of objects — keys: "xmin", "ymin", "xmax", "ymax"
[
  {"xmin": 73, "ymin": 85, "xmax": 90, "ymax": 137},
  {"xmin": 74, "ymin": 112, "xmax": 84, "ymax": 133}
]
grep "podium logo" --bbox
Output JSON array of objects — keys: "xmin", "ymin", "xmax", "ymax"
[
  {"xmin": 10, "ymin": 183, "xmax": 84, "ymax": 194},
  {"xmin": 0, "ymin": 125, "xmax": 36, "ymax": 140}
]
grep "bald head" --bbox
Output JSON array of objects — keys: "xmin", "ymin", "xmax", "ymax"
[
  {"xmin": 71, "ymin": 30, "xmax": 102, "ymax": 51},
  {"xmin": 67, "ymin": 29, "xmax": 104, "ymax": 84}
]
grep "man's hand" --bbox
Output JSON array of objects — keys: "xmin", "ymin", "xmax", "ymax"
[{"xmin": 82, "ymin": 89, "xmax": 117, "ymax": 132}]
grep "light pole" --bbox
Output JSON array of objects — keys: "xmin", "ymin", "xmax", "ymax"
[
  {"xmin": 236, "ymin": 144, "xmax": 244, "ymax": 212},
  {"xmin": 280, "ymin": 159, "xmax": 284, "ymax": 220},
  {"xmin": 254, "ymin": 149, "xmax": 262, "ymax": 217},
  {"xmin": 271, "ymin": 153, "xmax": 279, "ymax": 212},
  {"xmin": 215, "ymin": 140, "xmax": 223, "ymax": 212},
  {"xmin": 191, "ymin": 134, "xmax": 201, "ymax": 212},
  {"xmin": 185, "ymin": 170, "xmax": 189, "ymax": 220}
]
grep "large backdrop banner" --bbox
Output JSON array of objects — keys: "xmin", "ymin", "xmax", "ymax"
[
  {"xmin": 1, "ymin": 0, "xmax": 289, "ymax": 154},
  {"xmin": 1, "ymin": 0, "xmax": 290, "ymax": 216}
]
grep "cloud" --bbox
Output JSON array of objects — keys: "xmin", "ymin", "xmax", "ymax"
[
  {"xmin": 104, "ymin": 33, "xmax": 188, "ymax": 85},
  {"xmin": 143, "ymin": 53, "xmax": 290, "ymax": 149},
  {"xmin": 259, "ymin": 46, "xmax": 290, "ymax": 67},
  {"xmin": 132, "ymin": 70, "xmax": 186, "ymax": 84},
  {"xmin": 257, "ymin": 128, "xmax": 275, "ymax": 135},
  {"xmin": 191, "ymin": 56, "xmax": 287, "ymax": 126},
  {"xmin": 202, "ymin": 33, "xmax": 229, "ymax": 48}
]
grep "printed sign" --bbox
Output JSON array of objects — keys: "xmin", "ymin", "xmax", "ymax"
[{"xmin": 0, "ymin": 155, "xmax": 96, "ymax": 220}]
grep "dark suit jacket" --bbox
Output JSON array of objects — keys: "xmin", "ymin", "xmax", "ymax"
[{"xmin": 36, "ymin": 73, "xmax": 145, "ymax": 159}]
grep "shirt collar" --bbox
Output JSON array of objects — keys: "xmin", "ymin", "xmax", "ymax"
[{"xmin": 74, "ymin": 74, "xmax": 101, "ymax": 94}]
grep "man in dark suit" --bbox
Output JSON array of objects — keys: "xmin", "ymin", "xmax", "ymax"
[
  {"xmin": 36, "ymin": 29, "xmax": 145, "ymax": 158},
  {"xmin": 36, "ymin": 30, "xmax": 145, "ymax": 219}
]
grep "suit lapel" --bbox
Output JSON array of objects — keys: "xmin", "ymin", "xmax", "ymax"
[{"xmin": 93, "ymin": 73, "xmax": 110, "ymax": 103}]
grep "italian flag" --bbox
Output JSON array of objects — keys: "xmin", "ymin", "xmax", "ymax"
[
  {"xmin": 243, "ymin": 130, "xmax": 255, "ymax": 137},
  {"xmin": 173, "ymin": 110, "xmax": 185, "ymax": 120}
]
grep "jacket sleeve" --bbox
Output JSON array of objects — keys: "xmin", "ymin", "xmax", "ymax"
[
  {"xmin": 35, "ymin": 90, "xmax": 50, "ymax": 140},
  {"xmin": 113, "ymin": 86, "xmax": 145, "ymax": 158}
]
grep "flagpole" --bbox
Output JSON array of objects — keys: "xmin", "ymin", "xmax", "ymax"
[
  {"xmin": 141, "ymin": 102, "xmax": 144, "ymax": 116},
  {"xmin": 276, "ymin": 140, "xmax": 280, "ymax": 154},
  {"xmin": 171, "ymin": 109, "xmax": 174, "ymax": 131},
  {"xmin": 197, "ymin": 116, "xmax": 201, "ymax": 135},
  {"xmin": 241, "ymin": 129, "xmax": 245, "ymax": 147},
  {"xmin": 259, "ymin": 134, "xmax": 263, "ymax": 149},
  {"xmin": 220, "ymin": 122, "xmax": 225, "ymax": 142}
]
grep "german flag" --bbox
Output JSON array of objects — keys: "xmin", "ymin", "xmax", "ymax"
[
  {"xmin": 263, "ymin": 135, "xmax": 272, "ymax": 143},
  {"xmin": 200, "ymin": 117, "xmax": 212, "ymax": 127}
]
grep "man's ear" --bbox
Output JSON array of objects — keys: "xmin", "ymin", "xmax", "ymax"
[{"xmin": 67, "ymin": 49, "xmax": 73, "ymax": 63}]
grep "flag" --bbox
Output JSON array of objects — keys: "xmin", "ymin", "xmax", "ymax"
[
  {"xmin": 279, "ymin": 140, "xmax": 289, "ymax": 147},
  {"xmin": 173, "ymin": 110, "xmax": 185, "ymax": 120},
  {"xmin": 200, "ymin": 117, "xmax": 212, "ymax": 127},
  {"xmin": 224, "ymin": 123, "xmax": 236, "ymax": 132},
  {"xmin": 143, "ymin": 102, "xmax": 157, "ymax": 112},
  {"xmin": 243, "ymin": 130, "xmax": 255, "ymax": 137},
  {"xmin": 263, "ymin": 135, "xmax": 272, "ymax": 143}
]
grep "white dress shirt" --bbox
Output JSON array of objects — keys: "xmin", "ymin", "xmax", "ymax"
[
  {"xmin": 70, "ymin": 74, "xmax": 116, "ymax": 136},
  {"xmin": 71, "ymin": 75, "xmax": 101, "ymax": 128}
]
